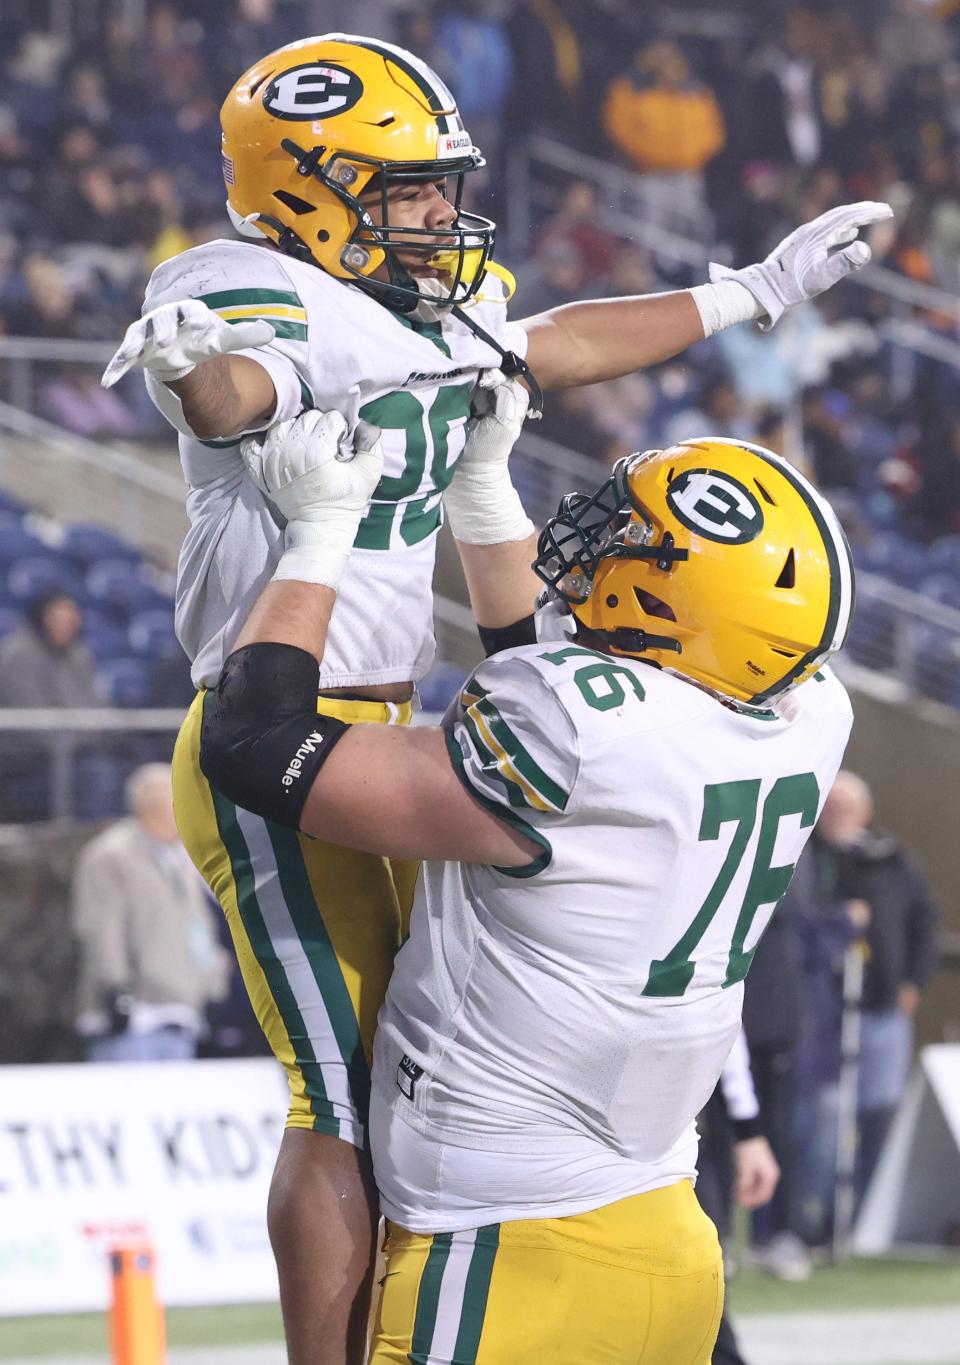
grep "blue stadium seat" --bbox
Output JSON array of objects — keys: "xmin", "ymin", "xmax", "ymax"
[
  {"xmin": 845, "ymin": 597, "xmax": 898, "ymax": 671},
  {"xmin": 128, "ymin": 607, "xmax": 180, "ymax": 659},
  {"xmin": 918, "ymin": 575, "xmax": 960, "ymax": 611},
  {"xmin": 98, "ymin": 656, "xmax": 154, "ymax": 707},
  {"xmin": 0, "ymin": 526, "xmax": 48, "ymax": 566},
  {"xmin": 0, "ymin": 491, "xmax": 26, "ymax": 516},
  {"xmin": 857, "ymin": 533, "xmax": 930, "ymax": 587},
  {"xmin": 418, "ymin": 661, "xmax": 467, "ymax": 713},
  {"xmin": 86, "ymin": 558, "xmax": 170, "ymax": 617},
  {"xmin": 84, "ymin": 621, "xmax": 133, "ymax": 662},
  {"xmin": 927, "ymin": 535, "xmax": 960, "ymax": 579},
  {"xmin": 0, "ymin": 606, "xmax": 23, "ymax": 639},
  {"xmin": 913, "ymin": 622, "xmax": 960, "ymax": 704},
  {"xmin": 5, "ymin": 553, "xmax": 75, "ymax": 602},
  {"xmin": 61, "ymin": 524, "xmax": 140, "ymax": 569}
]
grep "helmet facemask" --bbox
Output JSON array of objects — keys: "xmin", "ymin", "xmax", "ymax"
[
  {"xmin": 266, "ymin": 138, "xmax": 494, "ymax": 313},
  {"xmin": 533, "ymin": 454, "xmax": 688, "ymax": 655}
]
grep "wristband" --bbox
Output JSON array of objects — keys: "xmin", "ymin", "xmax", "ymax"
[
  {"xmin": 689, "ymin": 278, "xmax": 763, "ymax": 338},
  {"xmin": 478, "ymin": 614, "xmax": 537, "ymax": 657}
]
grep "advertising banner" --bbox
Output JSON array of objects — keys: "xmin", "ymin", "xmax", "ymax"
[{"xmin": 0, "ymin": 1058, "xmax": 288, "ymax": 1314}]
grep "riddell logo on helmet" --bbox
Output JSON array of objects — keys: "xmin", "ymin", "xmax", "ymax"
[
  {"xmin": 666, "ymin": 469, "xmax": 764, "ymax": 545},
  {"xmin": 437, "ymin": 131, "xmax": 473, "ymax": 158},
  {"xmin": 262, "ymin": 64, "xmax": 364, "ymax": 121}
]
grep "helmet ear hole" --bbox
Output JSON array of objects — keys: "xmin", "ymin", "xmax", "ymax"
[
  {"xmin": 273, "ymin": 190, "xmax": 316, "ymax": 216},
  {"xmin": 775, "ymin": 548, "xmax": 796, "ymax": 589},
  {"xmin": 633, "ymin": 587, "xmax": 676, "ymax": 622}
]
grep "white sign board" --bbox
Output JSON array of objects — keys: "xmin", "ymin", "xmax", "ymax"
[
  {"xmin": 854, "ymin": 1044, "xmax": 960, "ymax": 1253},
  {"xmin": 0, "ymin": 1059, "xmax": 288, "ymax": 1314}
]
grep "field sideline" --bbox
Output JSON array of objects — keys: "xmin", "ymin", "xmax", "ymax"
[{"xmin": 2, "ymin": 1258, "xmax": 959, "ymax": 1364}]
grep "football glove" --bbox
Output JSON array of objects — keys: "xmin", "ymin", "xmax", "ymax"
[
  {"xmin": 709, "ymin": 200, "xmax": 894, "ymax": 330},
  {"xmin": 241, "ymin": 411, "xmax": 383, "ymax": 589},
  {"xmin": 443, "ymin": 369, "xmax": 534, "ymax": 545},
  {"xmin": 101, "ymin": 299, "xmax": 275, "ymax": 388}
]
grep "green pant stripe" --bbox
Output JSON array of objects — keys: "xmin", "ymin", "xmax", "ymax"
[
  {"xmin": 198, "ymin": 287, "xmax": 303, "ymax": 310},
  {"xmin": 264, "ymin": 824, "xmax": 370, "ymax": 1110},
  {"xmin": 409, "ymin": 1233, "xmax": 453, "ymax": 1364},
  {"xmin": 453, "ymin": 1225, "xmax": 501, "ymax": 1362},
  {"xmin": 206, "ymin": 780, "xmax": 328, "ymax": 1120}
]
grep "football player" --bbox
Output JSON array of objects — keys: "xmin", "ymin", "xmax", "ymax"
[
  {"xmin": 101, "ymin": 32, "xmax": 880, "ymax": 1363},
  {"xmin": 197, "ymin": 391, "xmax": 854, "ymax": 1364}
]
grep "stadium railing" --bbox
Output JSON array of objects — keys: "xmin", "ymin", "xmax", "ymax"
[{"xmin": 508, "ymin": 133, "xmax": 960, "ymax": 389}]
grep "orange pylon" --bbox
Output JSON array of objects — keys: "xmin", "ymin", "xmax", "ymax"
[{"xmin": 109, "ymin": 1244, "xmax": 167, "ymax": 1365}]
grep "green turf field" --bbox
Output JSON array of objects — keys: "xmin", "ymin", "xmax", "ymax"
[{"xmin": 1, "ymin": 1257, "xmax": 958, "ymax": 1359}]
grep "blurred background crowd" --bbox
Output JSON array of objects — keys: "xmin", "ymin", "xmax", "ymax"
[{"xmin": 0, "ymin": 0, "xmax": 957, "ymax": 1298}]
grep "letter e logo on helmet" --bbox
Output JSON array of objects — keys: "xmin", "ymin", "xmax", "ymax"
[
  {"xmin": 666, "ymin": 468, "xmax": 764, "ymax": 544},
  {"xmin": 263, "ymin": 63, "xmax": 364, "ymax": 120}
]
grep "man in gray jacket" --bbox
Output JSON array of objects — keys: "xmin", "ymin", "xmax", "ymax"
[{"xmin": 73, "ymin": 762, "xmax": 229, "ymax": 1060}]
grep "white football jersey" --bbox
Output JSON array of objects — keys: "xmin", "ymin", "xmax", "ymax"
[
  {"xmin": 143, "ymin": 239, "xmax": 526, "ymax": 688},
  {"xmin": 371, "ymin": 646, "xmax": 852, "ymax": 1231}
]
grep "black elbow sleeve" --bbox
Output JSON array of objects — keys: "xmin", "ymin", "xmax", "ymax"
[{"xmin": 200, "ymin": 643, "xmax": 350, "ymax": 829}]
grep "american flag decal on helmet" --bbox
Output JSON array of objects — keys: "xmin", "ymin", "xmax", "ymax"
[{"xmin": 221, "ymin": 153, "xmax": 236, "ymax": 186}]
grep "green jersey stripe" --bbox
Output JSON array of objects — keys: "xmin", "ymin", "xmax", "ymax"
[
  {"xmin": 453, "ymin": 1225, "xmax": 500, "ymax": 1362},
  {"xmin": 461, "ymin": 709, "xmax": 531, "ymax": 811},
  {"xmin": 264, "ymin": 823, "xmax": 370, "ymax": 1107},
  {"xmin": 471, "ymin": 686, "xmax": 570, "ymax": 811},
  {"xmin": 197, "ymin": 287, "xmax": 303, "ymax": 310},
  {"xmin": 409, "ymin": 1232, "xmax": 454, "ymax": 1364},
  {"xmin": 203, "ymin": 696, "xmax": 328, "ymax": 1120},
  {"xmin": 445, "ymin": 725, "xmax": 552, "ymax": 878},
  {"xmin": 217, "ymin": 317, "xmax": 307, "ymax": 342}
]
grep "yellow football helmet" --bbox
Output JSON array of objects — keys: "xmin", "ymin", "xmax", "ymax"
[
  {"xmin": 220, "ymin": 33, "xmax": 494, "ymax": 312},
  {"xmin": 533, "ymin": 439, "xmax": 856, "ymax": 707}
]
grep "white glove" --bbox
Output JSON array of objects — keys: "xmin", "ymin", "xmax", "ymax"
[
  {"xmin": 241, "ymin": 410, "xmax": 383, "ymax": 589},
  {"xmin": 443, "ymin": 370, "xmax": 535, "ymax": 545},
  {"xmin": 101, "ymin": 299, "xmax": 275, "ymax": 387},
  {"xmin": 706, "ymin": 200, "xmax": 893, "ymax": 331}
]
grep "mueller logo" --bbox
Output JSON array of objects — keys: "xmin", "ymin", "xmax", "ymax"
[{"xmin": 283, "ymin": 732, "xmax": 327, "ymax": 787}]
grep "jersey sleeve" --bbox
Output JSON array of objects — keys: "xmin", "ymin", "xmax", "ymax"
[
  {"xmin": 141, "ymin": 242, "xmax": 309, "ymax": 437},
  {"xmin": 445, "ymin": 651, "xmax": 581, "ymax": 859}
]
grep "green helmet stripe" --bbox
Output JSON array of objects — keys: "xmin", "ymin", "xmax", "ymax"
[
  {"xmin": 344, "ymin": 36, "xmax": 454, "ymax": 134},
  {"xmin": 730, "ymin": 442, "xmax": 854, "ymax": 704}
]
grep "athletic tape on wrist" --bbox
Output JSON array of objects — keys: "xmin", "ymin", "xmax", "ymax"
[{"xmin": 689, "ymin": 278, "xmax": 763, "ymax": 337}]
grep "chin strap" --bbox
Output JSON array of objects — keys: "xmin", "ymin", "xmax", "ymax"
[{"xmin": 451, "ymin": 304, "xmax": 544, "ymax": 418}]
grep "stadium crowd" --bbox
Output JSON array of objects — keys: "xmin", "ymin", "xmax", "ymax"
[{"xmin": 0, "ymin": 0, "xmax": 959, "ymax": 551}]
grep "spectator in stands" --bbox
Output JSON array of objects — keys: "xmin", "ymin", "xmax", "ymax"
[
  {"xmin": 788, "ymin": 770, "xmax": 940, "ymax": 1242},
  {"xmin": 0, "ymin": 587, "xmax": 100, "ymax": 709},
  {"xmin": 0, "ymin": 588, "xmax": 103, "ymax": 822},
  {"xmin": 814, "ymin": 772, "xmax": 939, "ymax": 1206},
  {"xmin": 72, "ymin": 762, "xmax": 229, "ymax": 1062},
  {"xmin": 533, "ymin": 180, "xmax": 620, "ymax": 288},
  {"xmin": 602, "ymin": 38, "xmax": 725, "ymax": 227}
]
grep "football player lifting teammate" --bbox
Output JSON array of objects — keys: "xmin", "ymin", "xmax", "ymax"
[
  {"xmin": 198, "ymin": 396, "xmax": 855, "ymax": 1364},
  {"xmin": 103, "ymin": 32, "xmax": 886, "ymax": 1365}
]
